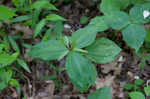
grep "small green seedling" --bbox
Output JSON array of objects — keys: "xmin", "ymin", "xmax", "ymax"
[
  {"xmin": 80, "ymin": 16, "xmax": 89, "ymax": 24},
  {"xmin": 123, "ymin": 79, "xmax": 150, "ymax": 99}
]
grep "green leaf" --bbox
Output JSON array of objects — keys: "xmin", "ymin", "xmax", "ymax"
[
  {"xmin": 140, "ymin": 59, "xmax": 146, "ymax": 70},
  {"xmin": 129, "ymin": 5, "xmax": 144, "ymax": 24},
  {"xmin": 142, "ymin": 3, "xmax": 150, "ymax": 11},
  {"xmin": 129, "ymin": 3, "xmax": 150, "ymax": 24},
  {"xmin": 31, "ymin": 8, "xmax": 41, "ymax": 29},
  {"xmin": 131, "ymin": 0, "xmax": 146, "ymax": 4},
  {"xmin": 0, "ymin": 5, "xmax": 17, "ymax": 21},
  {"xmin": 72, "ymin": 25, "xmax": 99, "ymax": 48},
  {"xmin": 0, "ymin": 44, "xmax": 4, "ymax": 53},
  {"xmin": 88, "ymin": 87, "xmax": 111, "ymax": 99},
  {"xmin": 0, "ymin": 69, "xmax": 12, "ymax": 90},
  {"xmin": 12, "ymin": 0, "xmax": 25, "ymax": 7},
  {"xmin": 129, "ymin": 92, "xmax": 145, "ymax": 99},
  {"xmin": 122, "ymin": 24, "xmax": 146, "ymax": 52},
  {"xmin": 134, "ymin": 79, "xmax": 144, "ymax": 86},
  {"xmin": 12, "ymin": 0, "xmax": 20, "ymax": 7},
  {"xmin": 145, "ymin": 29, "xmax": 150, "ymax": 43},
  {"xmin": 66, "ymin": 52, "xmax": 97, "ymax": 92},
  {"xmin": 53, "ymin": 21, "xmax": 63, "ymax": 39},
  {"xmin": 100, "ymin": 0, "xmax": 120, "ymax": 15},
  {"xmin": 27, "ymin": 40, "xmax": 68, "ymax": 61},
  {"xmin": 104, "ymin": 11, "xmax": 130, "ymax": 30},
  {"xmin": 17, "ymin": 59, "xmax": 31, "ymax": 73},
  {"xmin": 33, "ymin": 19, "xmax": 47, "ymax": 38},
  {"xmin": 0, "ymin": 82, "xmax": 7, "ymax": 91},
  {"xmin": 9, "ymin": 79, "xmax": 20, "ymax": 96},
  {"xmin": 8, "ymin": 36, "xmax": 20, "ymax": 53},
  {"xmin": 12, "ymin": 15, "xmax": 31, "ymax": 22},
  {"xmin": 0, "ymin": 52, "xmax": 18, "ymax": 68},
  {"xmin": 85, "ymin": 38, "xmax": 121, "ymax": 64},
  {"xmin": 144, "ymin": 86, "xmax": 150, "ymax": 96},
  {"xmin": 80, "ymin": 16, "xmax": 89, "ymax": 24},
  {"xmin": 31, "ymin": 0, "xmax": 58, "ymax": 11},
  {"xmin": 118, "ymin": 0, "xmax": 130, "ymax": 10},
  {"xmin": 42, "ymin": 28, "xmax": 52, "ymax": 41},
  {"xmin": 46, "ymin": 14, "xmax": 66, "ymax": 21},
  {"xmin": 123, "ymin": 84, "xmax": 133, "ymax": 91},
  {"xmin": 89, "ymin": 16, "xmax": 108, "ymax": 32}
]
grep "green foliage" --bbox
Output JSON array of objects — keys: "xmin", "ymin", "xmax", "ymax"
[
  {"xmin": 144, "ymin": 86, "xmax": 150, "ymax": 96},
  {"xmin": 123, "ymin": 79, "xmax": 150, "ymax": 99},
  {"xmin": 145, "ymin": 29, "xmax": 150, "ymax": 43},
  {"xmin": 0, "ymin": 52, "xmax": 18, "ymax": 68},
  {"xmin": 89, "ymin": 16, "xmax": 108, "ymax": 32},
  {"xmin": 129, "ymin": 3, "xmax": 150, "ymax": 24},
  {"xmin": 98, "ymin": 0, "xmax": 150, "ymax": 52},
  {"xmin": 12, "ymin": 0, "xmax": 21, "ymax": 7},
  {"xmin": 0, "ymin": 0, "xmax": 65, "ymax": 97},
  {"xmin": 85, "ymin": 38, "xmax": 121, "ymax": 64},
  {"xmin": 0, "ymin": 36, "xmax": 30, "ymax": 94},
  {"xmin": 31, "ymin": 0, "xmax": 58, "ymax": 11},
  {"xmin": 105, "ymin": 11, "xmax": 130, "ymax": 30},
  {"xmin": 46, "ymin": 14, "xmax": 66, "ymax": 21},
  {"xmin": 88, "ymin": 87, "xmax": 111, "ymax": 99},
  {"xmin": 129, "ymin": 92, "xmax": 145, "ymax": 99},
  {"xmin": 0, "ymin": 69, "xmax": 12, "ymax": 90},
  {"xmin": 9, "ymin": 79, "xmax": 21, "ymax": 96},
  {"xmin": 33, "ymin": 19, "xmax": 47, "ymax": 38},
  {"xmin": 52, "ymin": 21, "xmax": 63, "ymax": 39},
  {"xmin": 12, "ymin": 15, "xmax": 32, "ymax": 23},
  {"xmin": 122, "ymin": 24, "xmax": 146, "ymax": 52},
  {"xmin": 123, "ymin": 84, "xmax": 133, "ymax": 91},
  {"xmin": 0, "ymin": 5, "xmax": 16, "ymax": 21},
  {"xmin": 28, "ymin": 40, "xmax": 68, "ymax": 60},
  {"xmin": 136, "ymin": 50, "xmax": 150, "ymax": 70},
  {"xmin": 100, "ymin": 0, "xmax": 121, "ymax": 15},
  {"xmin": 17, "ymin": 59, "xmax": 31, "ymax": 73},
  {"xmin": 134, "ymin": 79, "xmax": 144, "ymax": 86},
  {"xmin": 72, "ymin": 25, "xmax": 99, "ymax": 48},
  {"xmin": 8, "ymin": 36, "xmax": 20, "ymax": 53},
  {"xmin": 80, "ymin": 16, "xmax": 89, "ymax": 24},
  {"xmin": 66, "ymin": 52, "xmax": 97, "ymax": 92}
]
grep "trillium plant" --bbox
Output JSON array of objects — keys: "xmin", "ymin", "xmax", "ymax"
[
  {"xmin": 100, "ymin": 0, "xmax": 150, "ymax": 52},
  {"xmin": 28, "ymin": 23, "xmax": 121, "ymax": 92}
]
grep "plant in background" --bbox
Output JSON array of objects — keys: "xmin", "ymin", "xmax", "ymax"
[
  {"xmin": 123, "ymin": 79, "xmax": 150, "ymax": 99},
  {"xmin": 98, "ymin": 0, "xmax": 150, "ymax": 52},
  {"xmin": 0, "ymin": 4, "xmax": 31, "ymax": 95},
  {"xmin": 0, "ymin": 0, "xmax": 65, "ymax": 96},
  {"xmin": 136, "ymin": 49, "xmax": 150, "ymax": 70},
  {"xmin": 12, "ymin": 0, "xmax": 66, "ymax": 38},
  {"xmin": 0, "ymin": 40, "xmax": 31, "ymax": 95}
]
